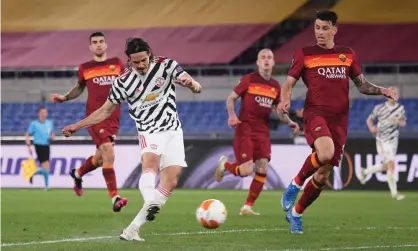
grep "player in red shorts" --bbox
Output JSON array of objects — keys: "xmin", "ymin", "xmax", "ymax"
[
  {"xmin": 215, "ymin": 49, "xmax": 300, "ymax": 215},
  {"xmin": 278, "ymin": 11, "xmax": 397, "ymax": 234},
  {"xmin": 50, "ymin": 32, "xmax": 128, "ymax": 212}
]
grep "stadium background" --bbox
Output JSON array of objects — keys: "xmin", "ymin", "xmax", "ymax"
[{"xmin": 1, "ymin": 0, "xmax": 418, "ymax": 191}]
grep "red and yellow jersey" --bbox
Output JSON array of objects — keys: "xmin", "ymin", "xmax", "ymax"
[
  {"xmin": 78, "ymin": 57, "xmax": 124, "ymax": 118},
  {"xmin": 234, "ymin": 72, "xmax": 280, "ymax": 134},
  {"xmin": 288, "ymin": 45, "xmax": 362, "ymax": 125}
]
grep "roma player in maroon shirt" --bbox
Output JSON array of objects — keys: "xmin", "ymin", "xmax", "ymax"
[
  {"xmin": 215, "ymin": 49, "xmax": 299, "ymax": 215},
  {"xmin": 51, "ymin": 32, "xmax": 128, "ymax": 212},
  {"xmin": 278, "ymin": 11, "xmax": 397, "ymax": 234}
]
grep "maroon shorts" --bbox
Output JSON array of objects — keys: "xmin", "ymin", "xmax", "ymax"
[
  {"xmin": 88, "ymin": 122, "xmax": 119, "ymax": 148},
  {"xmin": 304, "ymin": 114, "xmax": 347, "ymax": 166},
  {"xmin": 233, "ymin": 126, "xmax": 271, "ymax": 164}
]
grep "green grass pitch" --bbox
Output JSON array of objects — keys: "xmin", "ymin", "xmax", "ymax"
[{"xmin": 1, "ymin": 189, "xmax": 418, "ymax": 251}]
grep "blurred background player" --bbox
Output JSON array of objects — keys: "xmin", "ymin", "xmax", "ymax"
[
  {"xmin": 278, "ymin": 11, "xmax": 397, "ymax": 234},
  {"xmin": 359, "ymin": 87, "xmax": 406, "ymax": 200},
  {"xmin": 215, "ymin": 49, "xmax": 299, "ymax": 215},
  {"xmin": 50, "ymin": 32, "xmax": 128, "ymax": 212},
  {"xmin": 25, "ymin": 106, "xmax": 54, "ymax": 190},
  {"xmin": 62, "ymin": 37, "xmax": 202, "ymax": 241}
]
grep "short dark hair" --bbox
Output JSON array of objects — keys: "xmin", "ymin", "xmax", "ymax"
[
  {"xmin": 38, "ymin": 106, "xmax": 47, "ymax": 113},
  {"xmin": 89, "ymin": 32, "xmax": 105, "ymax": 43},
  {"xmin": 316, "ymin": 10, "xmax": 338, "ymax": 26},
  {"xmin": 125, "ymin": 37, "xmax": 153, "ymax": 59}
]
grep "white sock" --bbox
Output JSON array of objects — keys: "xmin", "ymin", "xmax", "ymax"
[
  {"xmin": 111, "ymin": 195, "xmax": 120, "ymax": 204},
  {"xmin": 75, "ymin": 169, "xmax": 81, "ymax": 179},
  {"xmin": 126, "ymin": 185, "xmax": 171, "ymax": 232},
  {"xmin": 292, "ymin": 179, "xmax": 302, "ymax": 188},
  {"xmin": 364, "ymin": 163, "xmax": 384, "ymax": 175},
  {"xmin": 155, "ymin": 185, "xmax": 171, "ymax": 207},
  {"xmin": 138, "ymin": 171, "xmax": 156, "ymax": 203},
  {"xmin": 387, "ymin": 169, "xmax": 398, "ymax": 196},
  {"xmin": 291, "ymin": 207, "xmax": 302, "ymax": 217},
  {"xmin": 127, "ymin": 206, "xmax": 148, "ymax": 232}
]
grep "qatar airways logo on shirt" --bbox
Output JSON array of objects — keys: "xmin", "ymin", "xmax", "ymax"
[
  {"xmin": 318, "ymin": 67, "xmax": 347, "ymax": 79},
  {"xmin": 255, "ymin": 96, "xmax": 273, "ymax": 108},
  {"xmin": 92, "ymin": 75, "xmax": 116, "ymax": 86}
]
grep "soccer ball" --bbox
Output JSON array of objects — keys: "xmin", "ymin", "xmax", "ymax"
[{"xmin": 196, "ymin": 199, "xmax": 227, "ymax": 229}]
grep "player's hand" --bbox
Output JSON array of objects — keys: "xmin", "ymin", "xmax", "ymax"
[
  {"xmin": 189, "ymin": 82, "xmax": 202, "ymax": 93},
  {"xmin": 62, "ymin": 124, "xmax": 77, "ymax": 137},
  {"xmin": 381, "ymin": 88, "xmax": 398, "ymax": 101},
  {"xmin": 228, "ymin": 116, "xmax": 241, "ymax": 128},
  {"xmin": 288, "ymin": 121, "xmax": 300, "ymax": 136},
  {"xmin": 369, "ymin": 126, "xmax": 377, "ymax": 135},
  {"xmin": 50, "ymin": 94, "xmax": 67, "ymax": 103},
  {"xmin": 278, "ymin": 100, "xmax": 291, "ymax": 113}
]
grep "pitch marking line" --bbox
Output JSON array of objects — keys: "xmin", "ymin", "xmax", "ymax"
[
  {"xmin": 2, "ymin": 226, "xmax": 417, "ymax": 247},
  {"xmin": 265, "ymin": 244, "xmax": 418, "ymax": 251}
]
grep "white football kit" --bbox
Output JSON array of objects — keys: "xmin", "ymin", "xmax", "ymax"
[
  {"xmin": 369, "ymin": 101, "xmax": 406, "ymax": 163},
  {"xmin": 108, "ymin": 57, "xmax": 187, "ymax": 169}
]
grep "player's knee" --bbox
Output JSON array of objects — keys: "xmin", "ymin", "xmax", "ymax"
[
  {"xmin": 255, "ymin": 159, "xmax": 268, "ymax": 174},
  {"xmin": 41, "ymin": 161, "xmax": 50, "ymax": 171},
  {"xmin": 386, "ymin": 160, "xmax": 395, "ymax": 170},
  {"xmin": 142, "ymin": 154, "xmax": 160, "ymax": 171},
  {"xmin": 314, "ymin": 166, "xmax": 332, "ymax": 184},
  {"xmin": 318, "ymin": 148, "xmax": 334, "ymax": 164},
  {"xmin": 99, "ymin": 143, "xmax": 115, "ymax": 164},
  {"xmin": 239, "ymin": 162, "xmax": 254, "ymax": 177}
]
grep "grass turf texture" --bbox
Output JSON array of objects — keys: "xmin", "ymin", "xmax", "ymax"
[{"xmin": 1, "ymin": 189, "xmax": 418, "ymax": 251}]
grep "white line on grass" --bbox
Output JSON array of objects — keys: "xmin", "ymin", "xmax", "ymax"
[
  {"xmin": 265, "ymin": 244, "xmax": 418, "ymax": 251},
  {"xmin": 1, "ymin": 226, "xmax": 417, "ymax": 248}
]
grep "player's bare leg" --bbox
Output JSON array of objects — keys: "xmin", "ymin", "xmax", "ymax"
[
  {"xmin": 70, "ymin": 149, "xmax": 102, "ymax": 196},
  {"xmin": 215, "ymin": 156, "xmax": 253, "ymax": 182},
  {"xmin": 240, "ymin": 158, "xmax": 268, "ymax": 216},
  {"xmin": 284, "ymin": 136, "xmax": 334, "ymax": 234},
  {"xmin": 386, "ymin": 160, "xmax": 404, "ymax": 200},
  {"xmin": 99, "ymin": 142, "xmax": 128, "ymax": 212}
]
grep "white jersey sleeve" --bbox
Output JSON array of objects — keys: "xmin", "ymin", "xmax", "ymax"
[{"xmin": 108, "ymin": 77, "xmax": 128, "ymax": 104}]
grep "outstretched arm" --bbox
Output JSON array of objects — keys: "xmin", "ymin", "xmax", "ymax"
[
  {"xmin": 352, "ymin": 74, "xmax": 383, "ymax": 95},
  {"xmin": 65, "ymin": 83, "xmax": 86, "ymax": 101},
  {"xmin": 73, "ymin": 100, "xmax": 118, "ymax": 130},
  {"xmin": 280, "ymin": 76, "xmax": 298, "ymax": 102}
]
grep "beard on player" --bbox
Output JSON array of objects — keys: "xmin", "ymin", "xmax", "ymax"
[
  {"xmin": 314, "ymin": 11, "xmax": 338, "ymax": 49},
  {"xmin": 89, "ymin": 32, "xmax": 108, "ymax": 61}
]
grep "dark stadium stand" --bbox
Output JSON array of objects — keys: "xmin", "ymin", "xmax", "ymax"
[{"xmin": 2, "ymin": 99, "xmax": 417, "ymax": 135}]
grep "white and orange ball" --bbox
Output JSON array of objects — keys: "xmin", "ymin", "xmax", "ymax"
[{"xmin": 196, "ymin": 199, "xmax": 227, "ymax": 229}]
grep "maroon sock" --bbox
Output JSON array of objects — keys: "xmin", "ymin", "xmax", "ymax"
[
  {"xmin": 102, "ymin": 165, "xmax": 118, "ymax": 198},
  {"xmin": 77, "ymin": 156, "xmax": 99, "ymax": 177},
  {"xmin": 224, "ymin": 161, "xmax": 242, "ymax": 176},
  {"xmin": 295, "ymin": 177, "xmax": 324, "ymax": 214},
  {"xmin": 245, "ymin": 172, "xmax": 266, "ymax": 206},
  {"xmin": 294, "ymin": 152, "xmax": 323, "ymax": 186}
]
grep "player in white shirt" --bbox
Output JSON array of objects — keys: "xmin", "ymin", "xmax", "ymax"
[
  {"xmin": 62, "ymin": 37, "xmax": 202, "ymax": 241},
  {"xmin": 358, "ymin": 87, "xmax": 406, "ymax": 200}
]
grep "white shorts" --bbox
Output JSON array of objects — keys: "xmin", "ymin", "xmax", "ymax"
[
  {"xmin": 138, "ymin": 129, "xmax": 187, "ymax": 170},
  {"xmin": 376, "ymin": 139, "xmax": 398, "ymax": 164}
]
